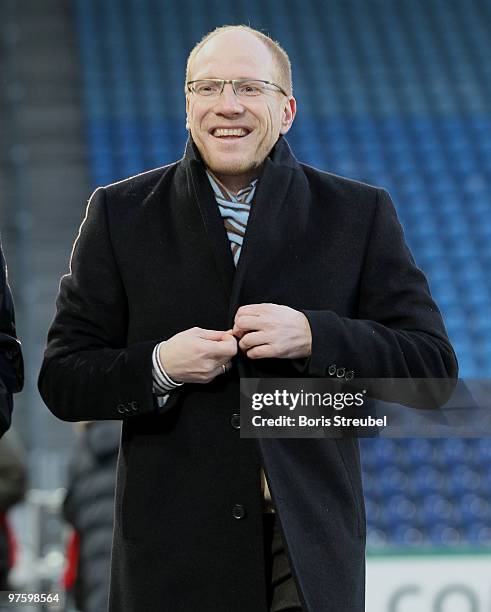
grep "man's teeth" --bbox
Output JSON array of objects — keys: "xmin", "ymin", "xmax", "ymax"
[{"xmin": 213, "ymin": 128, "xmax": 248, "ymax": 137}]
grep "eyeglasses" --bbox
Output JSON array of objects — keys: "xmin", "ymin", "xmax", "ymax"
[{"xmin": 186, "ymin": 79, "xmax": 289, "ymax": 98}]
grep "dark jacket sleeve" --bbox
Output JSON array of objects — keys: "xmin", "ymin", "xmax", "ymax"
[
  {"xmin": 299, "ymin": 188, "xmax": 458, "ymax": 383},
  {"xmin": 38, "ymin": 188, "xmax": 177, "ymax": 422},
  {"xmin": 0, "ymin": 242, "xmax": 23, "ymax": 437}
]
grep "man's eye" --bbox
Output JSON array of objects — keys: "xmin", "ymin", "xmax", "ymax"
[
  {"xmin": 196, "ymin": 83, "xmax": 219, "ymax": 94},
  {"xmin": 238, "ymin": 83, "xmax": 262, "ymax": 95}
]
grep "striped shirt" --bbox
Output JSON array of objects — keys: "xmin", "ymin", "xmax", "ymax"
[{"xmin": 206, "ymin": 170, "xmax": 257, "ymax": 265}]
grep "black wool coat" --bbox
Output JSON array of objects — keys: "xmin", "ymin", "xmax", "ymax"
[
  {"xmin": 0, "ymin": 242, "xmax": 23, "ymax": 437},
  {"xmin": 38, "ymin": 137, "xmax": 457, "ymax": 612}
]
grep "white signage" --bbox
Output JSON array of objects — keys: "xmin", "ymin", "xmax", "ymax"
[{"xmin": 366, "ymin": 554, "xmax": 491, "ymax": 612}]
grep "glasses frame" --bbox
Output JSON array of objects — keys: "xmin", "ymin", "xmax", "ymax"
[{"xmin": 186, "ymin": 78, "xmax": 289, "ymax": 98}]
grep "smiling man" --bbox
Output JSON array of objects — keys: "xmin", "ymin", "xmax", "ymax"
[{"xmin": 39, "ymin": 25, "xmax": 457, "ymax": 612}]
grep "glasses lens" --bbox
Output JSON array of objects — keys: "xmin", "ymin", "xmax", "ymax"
[
  {"xmin": 235, "ymin": 81, "xmax": 266, "ymax": 97},
  {"xmin": 193, "ymin": 80, "xmax": 222, "ymax": 96}
]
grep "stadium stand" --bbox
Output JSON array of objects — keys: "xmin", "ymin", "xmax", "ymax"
[{"xmin": 74, "ymin": 0, "xmax": 491, "ymax": 549}]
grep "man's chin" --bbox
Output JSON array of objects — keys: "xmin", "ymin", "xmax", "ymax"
[{"xmin": 205, "ymin": 159, "xmax": 259, "ymax": 179}]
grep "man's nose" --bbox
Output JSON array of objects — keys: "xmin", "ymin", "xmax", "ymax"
[{"xmin": 215, "ymin": 83, "xmax": 244, "ymax": 114}]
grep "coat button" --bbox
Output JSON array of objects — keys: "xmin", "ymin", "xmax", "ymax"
[
  {"xmin": 232, "ymin": 504, "xmax": 246, "ymax": 520},
  {"xmin": 345, "ymin": 370, "xmax": 354, "ymax": 381},
  {"xmin": 117, "ymin": 404, "xmax": 126, "ymax": 414},
  {"xmin": 230, "ymin": 414, "xmax": 240, "ymax": 430},
  {"xmin": 336, "ymin": 367, "xmax": 345, "ymax": 378},
  {"xmin": 328, "ymin": 364, "xmax": 336, "ymax": 376}
]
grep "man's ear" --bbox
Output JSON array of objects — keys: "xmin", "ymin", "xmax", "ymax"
[
  {"xmin": 280, "ymin": 96, "xmax": 297, "ymax": 135},
  {"xmin": 185, "ymin": 96, "xmax": 190, "ymax": 131}
]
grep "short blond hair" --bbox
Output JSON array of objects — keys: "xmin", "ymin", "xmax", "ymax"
[{"xmin": 185, "ymin": 25, "xmax": 293, "ymax": 95}]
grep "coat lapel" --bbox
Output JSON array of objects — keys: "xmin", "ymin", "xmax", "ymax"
[
  {"xmin": 187, "ymin": 157, "xmax": 236, "ymax": 301},
  {"xmin": 139, "ymin": 139, "xmax": 236, "ymax": 314},
  {"xmin": 227, "ymin": 137, "xmax": 310, "ymax": 321}
]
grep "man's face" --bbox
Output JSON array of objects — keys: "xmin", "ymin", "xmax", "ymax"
[{"xmin": 186, "ymin": 30, "xmax": 296, "ymax": 189}]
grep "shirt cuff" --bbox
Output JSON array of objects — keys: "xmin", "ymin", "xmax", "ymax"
[{"xmin": 152, "ymin": 342, "xmax": 184, "ymax": 395}]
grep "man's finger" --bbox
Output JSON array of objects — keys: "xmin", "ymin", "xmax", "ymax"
[
  {"xmin": 196, "ymin": 328, "xmax": 231, "ymax": 341},
  {"xmin": 239, "ymin": 331, "xmax": 267, "ymax": 350},
  {"xmin": 204, "ymin": 336, "xmax": 238, "ymax": 360},
  {"xmin": 246, "ymin": 344, "xmax": 271, "ymax": 359},
  {"xmin": 220, "ymin": 334, "xmax": 239, "ymax": 348},
  {"xmin": 235, "ymin": 304, "xmax": 265, "ymax": 317},
  {"xmin": 234, "ymin": 315, "xmax": 264, "ymax": 332},
  {"xmin": 231, "ymin": 327, "xmax": 246, "ymax": 339},
  {"xmin": 223, "ymin": 361, "xmax": 233, "ymax": 373}
]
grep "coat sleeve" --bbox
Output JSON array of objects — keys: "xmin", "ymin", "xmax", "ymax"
[
  {"xmin": 0, "ymin": 243, "xmax": 23, "ymax": 392},
  {"xmin": 298, "ymin": 188, "xmax": 458, "ymax": 382},
  {"xmin": 0, "ymin": 242, "xmax": 23, "ymax": 437},
  {"xmin": 38, "ymin": 188, "xmax": 180, "ymax": 422}
]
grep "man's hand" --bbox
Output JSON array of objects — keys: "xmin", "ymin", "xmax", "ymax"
[
  {"xmin": 232, "ymin": 303, "xmax": 312, "ymax": 359},
  {"xmin": 159, "ymin": 327, "xmax": 237, "ymax": 384}
]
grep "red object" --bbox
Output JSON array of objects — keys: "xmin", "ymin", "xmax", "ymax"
[
  {"xmin": 0, "ymin": 513, "xmax": 17, "ymax": 568},
  {"xmin": 62, "ymin": 529, "xmax": 80, "ymax": 590}
]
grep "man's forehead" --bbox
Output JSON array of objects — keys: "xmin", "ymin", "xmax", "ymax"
[{"xmin": 191, "ymin": 31, "xmax": 274, "ymax": 78}]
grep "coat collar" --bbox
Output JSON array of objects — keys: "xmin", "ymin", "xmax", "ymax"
[
  {"xmin": 180, "ymin": 135, "xmax": 309, "ymax": 323},
  {"xmin": 143, "ymin": 135, "xmax": 310, "ymax": 327}
]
